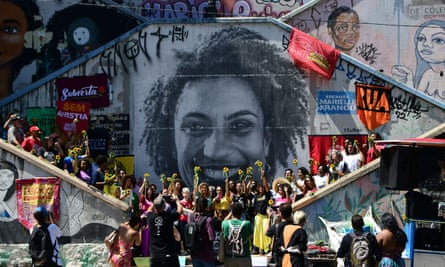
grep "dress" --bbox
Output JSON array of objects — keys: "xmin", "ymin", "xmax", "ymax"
[
  {"xmin": 109, "ymin": 238, "xmax": 133, "ymax": 267},
  {"xmin": 253, "ymin": 191, "xmax": 272, "ymax": 252},
  {"xmin": 379, "ymin": 251, "xmax": 405, "ymax": 267}
]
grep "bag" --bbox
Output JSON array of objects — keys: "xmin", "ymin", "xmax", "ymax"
[
  {"xmin": 350, "ymin": 232, "xmax": 372, "ymax": 267},
  {"xmin": 225, "ymin": 220, "xmax": 246, "ymax": 257},
  {"xmin": 280, "ymin": 224, "xmax": 302, "ymax": 267},
  {"xmin": 29, "ymin": 224, "xmax": 56, "ymax": 266},
  {"xmin": 104, "ymin": 229, "xmax": 118, "ymax": 251},
  {"xmin": 183, "ymin": 215, "xmax": 207, "ymax": 252}
]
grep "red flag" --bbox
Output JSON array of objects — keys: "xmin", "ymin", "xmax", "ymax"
[
  {"xmin": 288, "ymin": 28, "xmax": 340, "ymax": 80},
  {"xmin": 355, "ymin": 83, "xmax": 392, "ymax": 130}
]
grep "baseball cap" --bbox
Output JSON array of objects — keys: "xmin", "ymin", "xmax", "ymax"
[
  {"xmin": 29, "ymin": 126, "xmax": 40, "ymax": 132},
  {"xmin": 11, "ymin": 115, "xmax": 21, "ymax": 121},
  {"xmin": 33, "ymin": 206, "xmax": 49, "ymax": 221}
]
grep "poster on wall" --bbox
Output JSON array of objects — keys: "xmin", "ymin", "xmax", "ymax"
[
  {"xmin": 129, "ymin": 24, "xmax": 310, "ymax": 189},
  {"xmin": 56, "ymin": 74, "xmax": 110, "ymax": 108},
  {"xmin": 26, "ymin": 107, "xmax": 57, "ymax": 137},
  {"xmin": 89, "ymin": 114, "xmax": 130, "ymax": 156},
  {"xmin": 56, "ymin": 101, "xmax": 90, "ymax": 138},
  {"xmin": 87, "ymin": 127, "xmax": 110, "ymax": 158},
  {"xmin": 16, "ymin": 178, "xmax": 60, "ymax": 230}
]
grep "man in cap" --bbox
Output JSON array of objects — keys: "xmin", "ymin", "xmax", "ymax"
[
  {"xmin": 21, "ymin": 125, "xmax": 43, "ymax": 152},
  {"xmin": 6, "ymin": 114, "xmax": 25, "ymax": 146}
]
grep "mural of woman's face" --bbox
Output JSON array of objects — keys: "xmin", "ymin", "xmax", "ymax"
[
  {"xmin": 416, "ymin": 25, "xmax": 445, "ymax": 64},
  {"xmin": 329, "ymin": 12, "xmax": 360, "ymax": 53},
  {"xmin": 0, "ymin": 1, "xmax": 28, "ymax": 66},
  {"xmin": 0, "ymin": 168, "xmax": 14, "ymax": 191},
  {"xmin": 174, "ymin": 77, "xmax": 270, "ymax": 187}
]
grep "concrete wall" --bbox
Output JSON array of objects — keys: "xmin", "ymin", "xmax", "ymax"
[{"xmin": 0, "ymin": 141, "xmax": 128, "ymax": 264}]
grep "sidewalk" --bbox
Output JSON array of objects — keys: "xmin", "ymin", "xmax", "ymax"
[{"xmin": 133, "ymin": 255, "xmax": 269, "ymax": 267}]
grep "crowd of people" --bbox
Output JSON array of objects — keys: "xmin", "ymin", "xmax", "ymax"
[{"xmin": 2, "ymin": 111, "xmax": 401, "ymax": 267}]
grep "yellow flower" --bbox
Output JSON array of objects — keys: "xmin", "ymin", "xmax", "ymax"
[
  {"xmin": 172, "ymin": 173, "xmax": 178, "ymax": 179},
  {"xmin": 194, "ymin": 166, "xmax": 201, "ymax": 174},
  {"xmin": 167, "ymin": 177, "xmax": 173, "ymax": 182},
  {"xmin": 292, "ymin": 159, "xmax": 298, "ymax": 166},
  {"xmin": 144, "ymin": 173, "xmax": 149, "ymax": 178},
  {"xmin": 160, "ymin": 174, "xmax": 167, "ymax": 183},
  {"xmin": 268, "ymin": 199, "xmax": 274, "ymax": 206},
  {"xmin": 255, "ymin": 160, "xmax": 263, "ymax": 170},
  {"xmin": 55, "ymin": 155, "xmax": 61, "ymax": 161},
  {"xmin": 237, "ymin": 169, "xmax": 244, "ymax": 176},
  {"xmin": 246, "ymin": 166, "xmax": 253, "ymax": 176},
  {"xmin": 223, "ymin": 167, "xmax": 229, "ymax": 178},
  {"xmin": 82, "ymin": 130, "xmax": 88, "ymax": 140}
]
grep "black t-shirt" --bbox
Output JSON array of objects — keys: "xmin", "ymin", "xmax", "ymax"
[
  {"xmin": 254, "ymin": 191, "xmax": 272, "ymax": 215},
  {"xmin": 147, "ymin": 211, "xmax": 179, "ymax": 258}
]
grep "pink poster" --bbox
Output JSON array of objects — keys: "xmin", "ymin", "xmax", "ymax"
[
  {"xmin": 16, "ymin": 178, "xmax": 60, "ymax": 230},
  {"xmin": 56, "ymin": 101, "xmax": 90, "ymax": 138}
]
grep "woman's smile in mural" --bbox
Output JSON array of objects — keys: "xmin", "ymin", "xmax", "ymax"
[{"xmin": 174, "ymin": 77, "xmax": 269, "ymax": 186}]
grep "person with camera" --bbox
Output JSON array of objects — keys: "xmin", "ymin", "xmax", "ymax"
[{"xmin": 146, "ymin": 194, "xmax": 183, "ymax": 267}]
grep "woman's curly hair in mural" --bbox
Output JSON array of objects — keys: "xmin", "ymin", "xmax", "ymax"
[{"xmin": 141, "ymin": 26, "xmax": 308, "ymax": 179}]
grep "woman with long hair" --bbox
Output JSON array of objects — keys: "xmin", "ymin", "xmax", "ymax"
[{"xmin": 376, "ymin": 213, "xmax": 407, "ymax": 267}]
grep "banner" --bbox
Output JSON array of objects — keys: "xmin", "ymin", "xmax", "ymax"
[
  {"xmin": 56, "ymin": 101, "xmax": 90, "ymax": 138},
  {"xmin": 115, "ymin": 155, "xmax": 135, "ymax": 175},
  {"xmin": 288, "ymin": 28, "xmax": 340, "ymax": 80},
  {"xmin": 356, "ymin": 84, "xmax": 392, "ymax": 130},
  {"xmin": 56, "ymin": 73, "xmax": 110, "ymax": 108},
  {"xmin": 16, "ymin": 178, "xmax": 60, "ymax": 230},
  {"xmin": 308, "ymin": 135, "xmax": 368, "ymax": 174},
  {"xmin": 26, "ymin": 107, "xmax": 57, "ymax": 137}
]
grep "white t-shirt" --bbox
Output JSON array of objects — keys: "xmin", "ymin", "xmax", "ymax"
[
  {"xmin": 343, "ymin": 153, "xmax": 362, "ymax": 172},
  {"xmin": 313, "ymin": 174, "xmax": 329, "ymax": 189},
  {"xmin": 30, "ymin": 223, "xmax": 62, "ymax": 265}
]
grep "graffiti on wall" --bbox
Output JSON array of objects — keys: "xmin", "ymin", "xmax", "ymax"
[
  {"xmin": 0, "ymin": 1, "xmax": 138, "ymax": 100},
  {"xmin": 140, "ymin": 0, "xmax": 299, "ymax": 19}
]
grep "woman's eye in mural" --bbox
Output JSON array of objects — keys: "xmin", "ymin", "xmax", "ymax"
[
  {"xmin": 416, "ymin": 34, "xmax": 427, "ymax": 43},
  {"xmin": 431, "ymin": 36, "xmax": 445, "ymax": 46},
  {"xmin": 1, "ymin": 25, "xmax": 20, "ymax": 34},
  {"xmin": 180, "ymin": 119, "xmax": 212, "ymax": 137},
  {"xmin": 227, "ymin": 119, "xmax": 255, "ymax": 135}
]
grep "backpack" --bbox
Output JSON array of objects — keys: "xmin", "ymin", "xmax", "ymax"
[
  {"xmin": 184, "ymin": 215, "xmax": 207, "ymax": 252},
  {"xmin": 29, "ymin": 224, "xmax": 57, "ymax": 266},
  {"xmin": 225, "ymin": 220, "xmax": 246, "ymax": 257},
  {"xmin": 349, "ymin": 232, "xmax": 372, "ymax": 267}
]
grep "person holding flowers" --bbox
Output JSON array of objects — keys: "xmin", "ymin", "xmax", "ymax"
[
  {"xmin": 252, "ymin": 161, "xmax": 272, "ymax": 255},
  {"xmin": 213, "ymin": 169, "xmax": 232, "ymax": 223}
]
